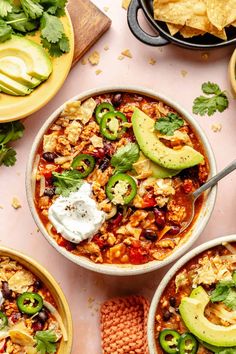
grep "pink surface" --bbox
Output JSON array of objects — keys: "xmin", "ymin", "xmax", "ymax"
[{"xmin": 1, "ymin": 1, "xmax": 236, "ymax": 353}]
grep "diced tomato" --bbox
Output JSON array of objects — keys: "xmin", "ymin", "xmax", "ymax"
[
  {"xmin": 142, "ymin": 194, "xmax": 157, "ymax": 208},
  {"xmin": 42, "ymin": 165, "xmax": 60, "ymax": 180},
  {"xmin": 129, "ymin": 241, "xmax": 149, "ymax": 265},
  {"xmin": 92, "ymin": 234, "xmax": 107, "ymax": 248},
  {"xmin": 57, "ymin": 236, "xmax": 76, "ymax": 251},
  {"xmin": 182, "ymin": 179, "xmax": 194, "ymax": 194},
  {"xmin": 0, "ymin": 339, "xmax": 6, "ymax": 353}
]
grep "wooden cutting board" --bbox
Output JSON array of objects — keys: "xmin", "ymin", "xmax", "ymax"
[{"xmin": 67, "ymin": 0, "xmax": 112, "ymax": 67}]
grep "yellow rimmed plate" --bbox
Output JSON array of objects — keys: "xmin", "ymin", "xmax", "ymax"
[
  {"xmin": 0, "ymin": 10, "xmax": 74, "ymax": 123},
  {"xmin": 229, "ymin": 48, "xmax": 236, "ymax": 96}
]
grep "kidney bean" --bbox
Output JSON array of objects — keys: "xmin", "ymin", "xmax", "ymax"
[
  {"xmin": 42, "ymin": 152, "xmax": 57, "ymax": 162},
  {"xmin": 169, "ymin": 297, "xmax": 176, "ymax": 307},
  {"xmin": 163, "ymin": 310, "xmax": 172, "ymax": 321},
  {"xmin": 2, "ymin": 282, "xmax": 12, "ymax": 299},
  {"xmin": 168, "ymin": 225, "xmax": 181, "ymax": 235},
  {"xmin": 99, "ymin": 158, "xmax": 110, "ymax": 172},
  {"xmin": 153, "ymin": 208, "xmax": 165, "ymax": 228},
  {"xmin": 44, "ymin": 187, "xmax": 55, "ymax": 197},
  {"xmin": 34, "ymin": 280, "xmax": 43, "ymax": 291},
  {"xmin": 141, "ymin": 229, "xmax": 157, "ymax": 242},
  {"xmin": 32, "ymin": 321, "xmax": 44, "ymax": 332},
  {"xmin": 9, "ymin": 313, "xmax": 21, "ymax": 324},
  {"xmin": 110, "ymin": 212, "xmax": 123, "ymax": 228},
  {"xmin": 112, "ymin": 93, "xmax": 122, "ymax": 107}
]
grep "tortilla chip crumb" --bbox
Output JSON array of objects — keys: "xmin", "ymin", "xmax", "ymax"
[
  {"xmin": 121, "ymin": 49, "xmax": 132, "ymax": 58},
  {"xmin": 211, "ymin": 123, "xmax": 222, "ymax": 132},
  {"xmin": 0, "ymin": 205, "xmax": 3, "ymax": 209},
  {"xmin": 149, "ymin": 58, "xmax": 156, "ymax": 65},
  {"xmin": 201, "ymin": 53, "xmax": 209, "ymax": 61},
  {"xmin": 103, "ymin": 6, "xmax": 109, "ymax": 12},
  {"xmin": 104, "ymin": 45, "xmax": 109, "ymax": 51},
  {"xmin": 81, "ymin": 57, "xmax": 87, "ymax": 65},
  {"xmin": 95, "ymin": 69, "xmax": 102, "ymax": 75},
  {"xmin": 180, "ymin": 70, "xmax": 188, "ymax": 77},
  {"xmin": 11, "ymin": 197, "xmax": 21, "ymax": 209},
  {"xmin": 118, "ymin": 55, "xmax": 125, "ymax": 61},
  {"xmin": 88, "ymin": 51, "xmax": 100, "ymax": 65},
  {"xmin": 122, "ymin": 0, "xmax": 131, "ymax": 10}
]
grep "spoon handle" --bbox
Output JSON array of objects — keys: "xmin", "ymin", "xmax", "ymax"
[{"xmin": 193, "ymin": 159, "xmax": 236, "ymax": 200}]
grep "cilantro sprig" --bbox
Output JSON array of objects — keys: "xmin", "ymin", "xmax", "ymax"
[
  {"xmin": 35, "ymin": 330, "xmax": 57, "ymax": 354},
  {"xmin": 0, "ymin": 0, "xmax": 70, "ymax": 56},
  {"xmin": 111, "ymin": 143, "xmax": 140, "ymax": 173},
  {"xmin": 154, "ymin": 113, "xmax": 184, "ymax": 136},
  {"xmin": 193, "ymin": 82, "xmax": 229, "ymax": 116},
  {"xmin": 210, "ymin": 271, "xmax": 236, "ymax": 310},
  {"xmin": 52, "ymin": 170, "xmax": 84, "ymax": 197},
  {"xmin": 0, "ymin": 121, "xmax": 24, "ymax": 167}
]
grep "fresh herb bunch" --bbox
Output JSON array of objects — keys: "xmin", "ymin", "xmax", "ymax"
[
  {"xmin": 0, "ymin": 0, "xmax": 70, "ymax": 57},
  {"xmin": 154, "ymin": 113, "xmax": 184, "ymax": 136},
  {"xmin": 0, "ymin": 121, "xmax": 24, "ymax": 167},
  {"xmin": 35, "ymin": 330, "xmax": 57, "ymax": 354},
  {"xmin": 52, "ymin": 170, "xmax": 83, "ymax": 197},
  {"xmin": 193, "ymin": 82, "xmax": 229, "ymax": 116},
  {"xmin": 111, "ymin": 143, "xmax": 140, "ymax": 173}
]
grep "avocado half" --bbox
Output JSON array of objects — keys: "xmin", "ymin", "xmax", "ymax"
[
  {"xmin": 179, "ymin": 286, "xmax": 236, "ymax": 347},
  {"xmin": 131, "ymin": 108, "xmax": 204, "ymax": 170}
]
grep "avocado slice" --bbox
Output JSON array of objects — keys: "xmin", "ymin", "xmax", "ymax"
[
  {"xmin": 0, "ymin": 73, "xmax": 32, "ymax": 96},
  {"xmin": 179, "ymin": 286, "xmax": 236, "ymax": 347},
  {"xmin": 0, "ymin": 57, "xmax": 41, "ymax": 88},
  {"xmin": 132, "ymin": 108, "xmax": 204, "ymax": 170},
  {"xmin": 0, "ymin": 83, "xmax": 19, "ymax": 96},
  {"xmin": 0, "ymin": 36, "xmax": 52, "ymax": 81}
]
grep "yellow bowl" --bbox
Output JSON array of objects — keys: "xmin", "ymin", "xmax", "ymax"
[
  {"xmin": 229, "ymin": 48, "xmax": 236, "ymax": 96},
  {"xmin": 0, "ymin": 10, "xmax": 74, "ymax": 123},
  {"xmin": 0, "ymin": 246, "xmax": 73, "ymax": 353}
]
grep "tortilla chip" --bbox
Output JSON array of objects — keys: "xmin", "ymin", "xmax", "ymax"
[
  {"xmin": 186, "ymin": 14, "xmax": 227, "ymax": 40},
  {"xmin": 180, "ymin": 26, "xmax": 204, "ymax": 38},
  {"xmin": 206, "ymin": 0, "xmax": 236, "ymax": 30},
  {"xmin": 232, "ymin": 21, "xmax": 236, "ymax": 27},
  {"xmin": 167, "ymin": 23, "xmax": 183, "ymax": 35}
]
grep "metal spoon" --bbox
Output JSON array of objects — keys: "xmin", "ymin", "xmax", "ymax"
[{"xmin": 180, "ymin": 159, "xmax": 236, "ymax": 232}]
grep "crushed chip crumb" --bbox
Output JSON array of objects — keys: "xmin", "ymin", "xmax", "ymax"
[
  {"xmin": 11, "ymin": 197, "xmax": 21, "ymax": 209},
  {"xmin": 201, "ymin": 53, "xmax": 209, "ymax": 61},
  {"xmin": 211, "ymin": 123, "xmax": 222, "ymax": 132},
  {"xmin": 122, "ymin": 0, "xmax": 131, "ymax": 10},
  {"xmin": 181, "ymin": 70, "xmax": 188, "ymax": 77},
  {"xmin": 81, "ymin": 57, "xmax": 87, "ymax": 65},
  {"xmin": 121, "ymin": 49, "xmax": 133, "ymax": 58},
  {"xmin": 103, "ymin": 6, "xmax": 109, "ymax": 12},
  {"xmin": 118, "ymin": 55, "xmax": 125, "ymax": 61},
  {"xmin": 0, "ymin": 205, "xmax": 3, "ymax": 209},
  {"xmin": 95, "ymin": 69, "xmax": 102, "ymax": 75},
  {"xmin": 104, "ymin": 45, "xmax": 109, "ymax": 51},
  {"xmin": 149, "ymin": 58, "xmax": 156, "ymax": 65},
  {"xmin": 88, "ymin": 51, "xmax": 100, "ymax": 65}
]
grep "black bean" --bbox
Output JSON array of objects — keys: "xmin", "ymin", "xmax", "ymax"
[
  {"xmin": 34, "ymin": 280, "xmax": 43, "ymax": 291},
  {"xmin": 42, "ymin": 152, "xmax": 57, "ymax": 162},
  {"xmin": 142, "ymin": 229, "xmax": 158, "ymax": 241},
  {"xmin": 169, "ymin": 297, "xmax": 176, "ymax": 307},
  {"xmin": 163, "ymin": 310, "xmax": 172, "ymax": 321},
  {"xmin": 44, "ymin": 187, "xmax": 56, "ymax": 197},
  {"xmin": 37, "ymin": 309, "xmax": 49, "ymax": 323},
  {"xmin": 2, "ymin": 281, "xmax": 12, "ymax": 299},
  {"xmin": 99, "ymin": 158, "xmax": 110, "ymax": 172},
  {"xmin": 112, "ymin": 93, "xmax": 122, "ymax": 107}
]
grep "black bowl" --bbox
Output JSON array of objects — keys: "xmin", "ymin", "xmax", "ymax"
[{"xmin": 127, "ymin": 0, "xmax": 236, "ymax": 49}]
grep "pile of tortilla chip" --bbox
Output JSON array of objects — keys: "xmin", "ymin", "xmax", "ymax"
[{"xmin": 153, "ymin": 0, "xmax": 236, "ymax": 40}]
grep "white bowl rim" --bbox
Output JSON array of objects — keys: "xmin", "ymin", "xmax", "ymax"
[
  {"xmin": 147, "ymin": 234, "xmax": 236, "ymax": 354},
  {"xmin": 26, "ymin": 85, "xmax": 217, "ymax": 276}
]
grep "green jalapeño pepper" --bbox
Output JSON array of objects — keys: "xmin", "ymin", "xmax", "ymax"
[
  {"xmin": 72, "ymin": 154, "xmax": 95, "ymax": 178},
  {"xmin": 159, "ymin": 329, "xmax": 180, "ymax": 354},
  {"xmin": 95, "ymin": 102, "xmax": 115, "ymax": 124},
  {"xmin": 178, "ymin": 333, "xmax": 198, "ymax": 354},
  {"xmin": 100, "ymin": 111, "xmax": 127, "ymax": 140},
  {"xmin": 17, "ymin": 292, "xmax": 43, "ymax": 315},
  {"xmin": 106, "ymin": 173, "xmax": 137, "ymax": 205},
  {"xmin": 0, "ymin": 312, "xmax": 8, "ymax": 330}
]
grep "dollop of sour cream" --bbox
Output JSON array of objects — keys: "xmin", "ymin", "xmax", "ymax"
[{"xmin": 48, "ymin": 182, "xmax": 105, "ymax": 243}]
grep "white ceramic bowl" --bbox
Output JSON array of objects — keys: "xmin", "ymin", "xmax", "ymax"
[
  {"xmin": 148, "ymin": 234, "xmax": 236, "ymax": 353},
  {"xmin": 26, "ymin": 86, "xmax": 217, "ymax": 276}
]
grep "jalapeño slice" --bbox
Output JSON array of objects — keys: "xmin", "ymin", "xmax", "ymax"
[
  {"xmin": 95, "ymin": 102, "xmax": 115, "ymax": 124},
  {"xmin": 72, "ymin": 154, "xmax": 95, "ymax": 178},
  {"xmin": 100, "ymin": 111, "xmax": 127, "ymax": 140},
  {"xmin": 106, "ymin": 173, "xmax": 137, "ymax": 205},
  {"xmin": 17, "ymin": 292, "xmax": 43, "ymax": 315},
  {"xmin": 0, "ymin": 312, "xmax": 8, "ymax": 329},
  {"xmin": 159, "ymin": 329, "xmax": 180, "ymax": 354},
  {"xmin": 178, "ymin": 333, "xmax": 198, "ymax": 354}
]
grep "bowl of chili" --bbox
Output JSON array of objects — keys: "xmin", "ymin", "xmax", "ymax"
[
  {"xmin": 26, "ymin": 86, "xmax": 217, "ymax": 275},
  {"xmin": 0, "ymin": 246, "xmax": 72, "ymax": 353},
  {"xmin": 148, "ymin": 234, "xmax": 236, "ymax": 354}
]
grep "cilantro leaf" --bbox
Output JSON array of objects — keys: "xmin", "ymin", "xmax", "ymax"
[
  {"xmin": 6, "ymin": 8, "xmax": 38, "ymax": 32},
  {"xmin": 41, "ymin": 33, "xmax": 69, "ymax": 56},
  {"xmin": 20, "ymin": 0, "xmax": 43, "ymax": 19},
  {"xmin": 154, "ymin": 113, "xmax": 184, "ymax": 136},
  {"xmin": 211, "ymin": 277, "xmax": 236, "ymax": 310},
  {"xmin": 40, "ymin": 0, "xmax": 67, "ymax": 17},
  {"xmin": 40, "ymin": 12, "xmax": 63, "ymax": 43},
  {"xmin": 201, "ymin": 341, "xmax": 236, "ymax": 354},
  {"xmin": 35, "ymin": 330, "xmax": 57, "ymax": 354},
  {"xmin": 0, "ymin": 121, "xmax": 24, "ymax": 167},
  {"xmin": 111, "ymin": 143, "xmax": 140, "ymax": 173},
  {"xmin": 0, "ymin": 146, "xmax": 16, "ymax": 166},
  {"xmin": 0, "ymin": 0, "xmax": 13, "ymax": 17},
  {"xmin": 52, "ymin": 170, "xmax": 84, "ymax": 197},
  {"xmin": 0, "ymin": 19, "xmax": 12, "ymax": 42},
  {"xmin": 193, "ymin": 82, "xmax": 229, "ymax": 116},
  {"xmin": 223, "ymin": 288, "xmax": 236, "ymax": 310}
]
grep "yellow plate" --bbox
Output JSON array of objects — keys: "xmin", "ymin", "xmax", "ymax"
[
  {"xmin": 229, "ymin": 48, "xmax": 236, "ymax": 97},
  {"xmin": 0, "ymin": 10, "xmax": 74, "ymax": 123}
]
